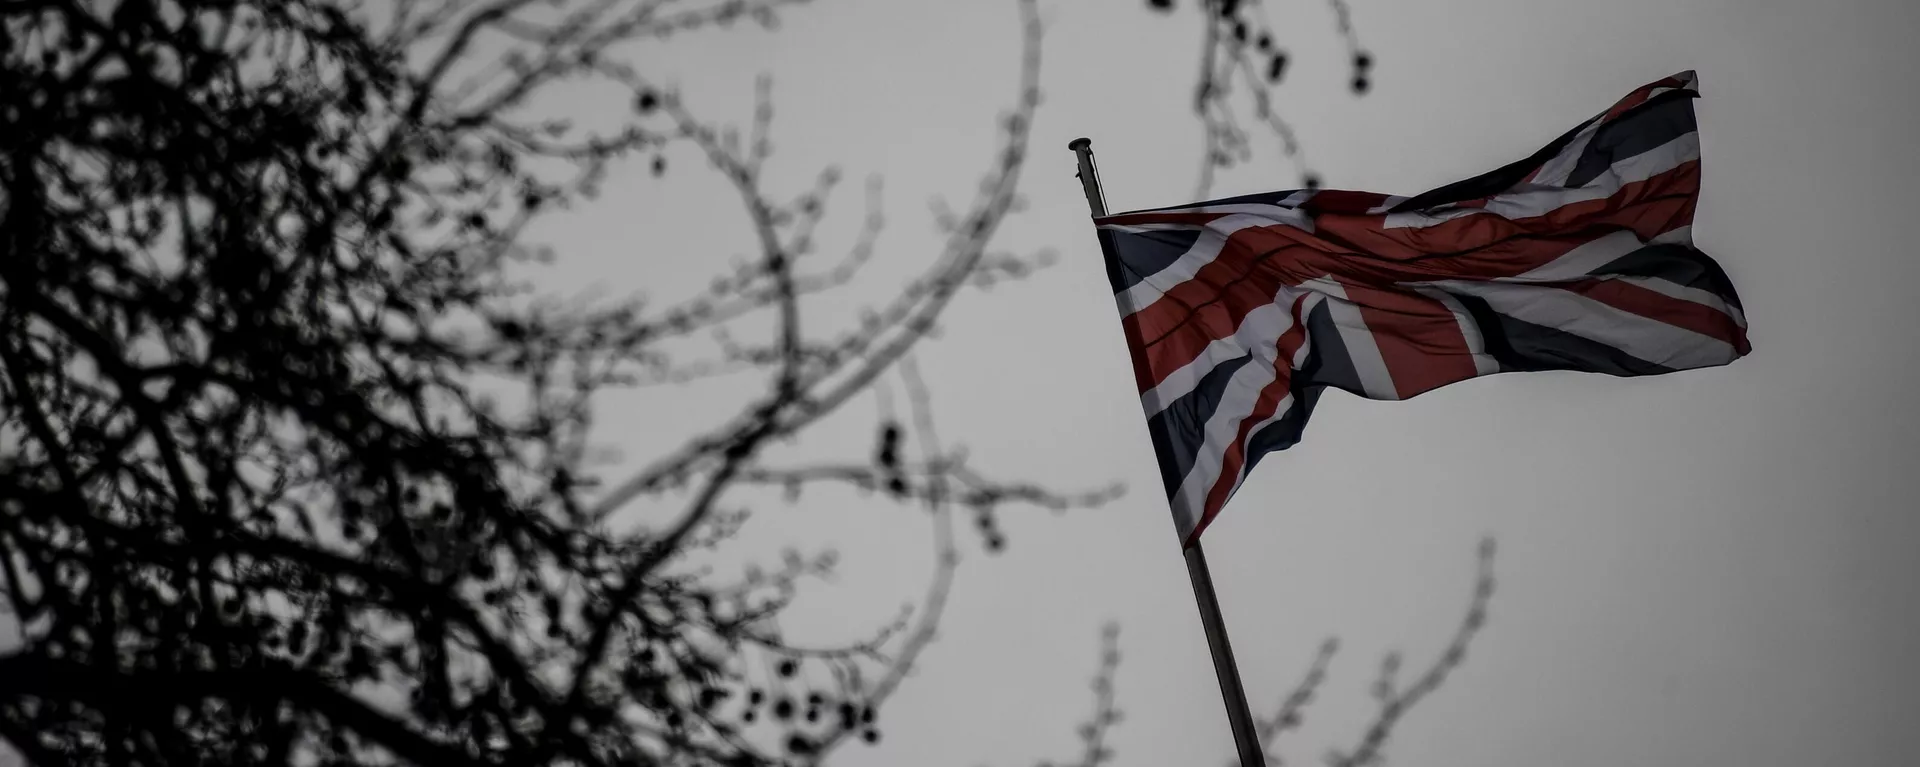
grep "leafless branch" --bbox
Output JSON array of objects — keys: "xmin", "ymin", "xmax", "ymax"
[
  {"xmin": 1158, "ymin": 0, "xmax": 1373, "ymax": 199},
  {"xmin": 1255, "ymin": 637, "xmax": 1338, "ymax": 764},
  {"xmin": 1326, "ymin": 537, "xmax": 1495, "ymax": 767},
  {"xmin": 586, "ymin": 0, "xmax": 1047, "ymax": 521},
  {"xmin": 1037, "ymin": 623, "xmax": 1125, "ymax": 767},
  {"xmin": 0, "ymin": 1, "xmax": 1102, "ymax": 764}
]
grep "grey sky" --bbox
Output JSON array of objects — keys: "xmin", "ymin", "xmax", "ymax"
[
  {"xmin": 10, "ymin": 0, "xmax": 1912, "ymax": 765},
  {"xmin": 534, "ymin": 0, "xmax": 1920, "ymax": 765}
]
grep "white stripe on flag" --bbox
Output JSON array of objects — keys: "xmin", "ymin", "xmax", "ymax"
[
  {"xmin": 1303, "ymin": 278, "xmax": 1400, "ymax": 400},
  {"xmin": 1617, "ymin": 224, "xmax": 1745, "ymax": 326},
  {"xmin": 1167, "ymin": 295, "xmax": 1320, "ymax": 539},
  {"xmin": 1528, "ymin": 113, "xmax": 1608, "ymax": 188},
  {"xmin": 1102, "ymin": 201, "xmax": 1312, "ymax": 221},
  {"xmin": 1484, "ymin": 132, "xmax": 1700, "ymax": 220},
  {"xmin": 1614, "ymin": 274, "xmax": 1748, "ymax": 328},
  {"xmin": 1106, "ymin": 209, "xmax": 1315, "ymax": 318},
  {"xmin": 1649, "ymin": 225, "xmax": 1692, "ymax": 245},
  {"xmin": 1648, "ymin": 71, "xmax": 1697, "ymax": 101},
  {"xmin": 1206, "ymin": 317, "xmax": 1322, "ymax": 517},
  {"xmin": 1101, "ymin": 223, "xmax": 1203, "ymax": 234},
  {"xmin": 1139, "ymin": 287, "xmax": 1300, "ymax": 417},
  {"xmin": 1129, "ymin": 194, "xmax": 1316, "ymax": 218},
  {"xmin": 1414, "ymin": 287, "xmax": 1501, "ymax": 375},
  {"xmin": 1167, "ymin": 348, "xmax": 1282, "ymax": 538},
  {"xmin": 1382, "ymin": 131, "xmax": 1699, "ymax": 230},
  {"xmin": 1508, "ymin": 229, "xmax": 1649, "ymax": 282},
  {"xmin": 1366, "ymin": 195, "xmax": 1410, "ymax": 214},
  {"xmin": 1205, "ymin": 391, "xmax": 1297, "ymax": 524},
  {"xmin": 1426, "ymin": 279, "xmax": 1739, "ymax": 370},
  {"xmin": 1458, "ymin": 223, "xmax": 1743, "ymax": 327}
]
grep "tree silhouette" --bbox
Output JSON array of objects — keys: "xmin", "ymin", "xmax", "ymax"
[
  {"xmin": 1063, "ymin": 4, "xmax": 1493, "ymax": 765},
  {"xmin": 1033, "ymin": 540, "xmax": 1495, "ymax": 767},
  {"xmin": 0, "ymin": 1, "xmax": 1486, "ymax": 766},
  {"xmin": 0, "ymin": 1, "xmax": 1113, "ymax": 765},
  {"xmin": 1143, "ymin": 0, "xmax": 1376, "ymax": 197}
]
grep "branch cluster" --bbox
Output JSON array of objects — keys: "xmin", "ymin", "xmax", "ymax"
[
  {"xmin": 0, "ymin": 2, "xmax": 1110, "ymax": 765},
  {"xmin": 1145, "ymin": 0, "xmax": 1375, "ymax": 198}
]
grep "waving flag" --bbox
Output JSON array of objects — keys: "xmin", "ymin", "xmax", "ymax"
[{"xmin": 1094, "ymin": 72, "xmax": 1749, "ymax": 546}]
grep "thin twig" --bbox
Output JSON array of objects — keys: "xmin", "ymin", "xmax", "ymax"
[{"xmin": 1328, "ymin": 537, "xmax": 1496, "ymax": 767}]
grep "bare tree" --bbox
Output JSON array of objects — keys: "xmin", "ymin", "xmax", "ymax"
[
  {"xmin": 0, "ymin": 1, "xmax": 1482, "ymax": 766},
  {"xmin": 1029, "ymin": 5, "xmax": 1490, "ymax": 766},
  {"xmin": 1144, "ymin": 0, "xmax": 1376, "ymax": 197},
  {"xmin": 0, "ymin": 1, "xmax": 1114, "ymax": 765},
  {"xmin": 1036, "ymin": 540, "xmax": 1496, "ymax": 767}
]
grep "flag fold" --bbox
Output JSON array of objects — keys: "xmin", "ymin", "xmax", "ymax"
[{"xmin": 1093, "ymin": 71, "xmax": 1748, "ymax": 546}]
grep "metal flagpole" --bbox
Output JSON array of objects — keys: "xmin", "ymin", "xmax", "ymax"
[{"xmin": 1068, "ymin": 138, "xmax": 1266, "ymax": 767}]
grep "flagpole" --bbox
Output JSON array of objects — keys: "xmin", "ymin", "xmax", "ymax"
[{"xmin": 1069, "ymin": 138, "xmax": 1266, "ymax": 767}]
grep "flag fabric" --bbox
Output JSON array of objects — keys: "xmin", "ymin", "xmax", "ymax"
[{"xmin": 1091, "ymin": 71, "xmax": 1749, "ymax": 546}]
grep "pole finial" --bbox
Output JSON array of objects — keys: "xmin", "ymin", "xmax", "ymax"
[{"xmin": 1068, "ymin": 138, "xmax": 1106, "ymax": 216}]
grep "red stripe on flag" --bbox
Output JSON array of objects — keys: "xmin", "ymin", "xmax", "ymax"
[
  {"xmin": 1105, "ymin": 163, "xmax": 1699, "ymax": 288},
  {"xmin": 1302, "ymin": 190, "xmax": 1394, "ymax": 215},
  {"xmin": 1343, "ymin": 285, "xmax": 1482, "ymax": 398},
  {"xmin": 1561, "ymin": 278, "xmax": 1752, "ymax": 355},
  {"xmin": 1097, "ymin": 211, "xmax": 1235, "ymax": 228},
  {"xmin": 1116, "ymin": 164, "xmax": 1703, "ymax": 393},
  {"xmin": 1189, "ymin": 297, "xmax": 1314, "ymax": 545},
  {"xmin": 1123, "ymin": 229, "xmax": 1315, "ymax": 390},
  {"xmin": 1126, "ymin": 270, "xmax": 1289, "ymax": 391},
  {"xmin": 1313, "ymin": 162, "xmax": 1704, "ymax": 278},
  {"xmin": 1602, "ymin": 74, "xmax": 1690, "ymax": 122}
]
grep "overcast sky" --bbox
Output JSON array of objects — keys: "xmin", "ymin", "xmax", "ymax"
[
  {"xmin": 536, "ymin": 0, "xmax": 1920, "ymax": 766},
  {"xmin": 13, "ymin": 0, "xmax": 1918, "ymax": 765}
]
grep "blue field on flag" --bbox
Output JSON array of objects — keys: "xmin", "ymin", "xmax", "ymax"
[{"xmin": 1091, "ymin": 71, "xmax": 1749, "ymax": 545}]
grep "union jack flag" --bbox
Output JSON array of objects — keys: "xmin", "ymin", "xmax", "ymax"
[{"xmin": 1092, "ymin": 71, "xmax": 1749, "ymax": 546}]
